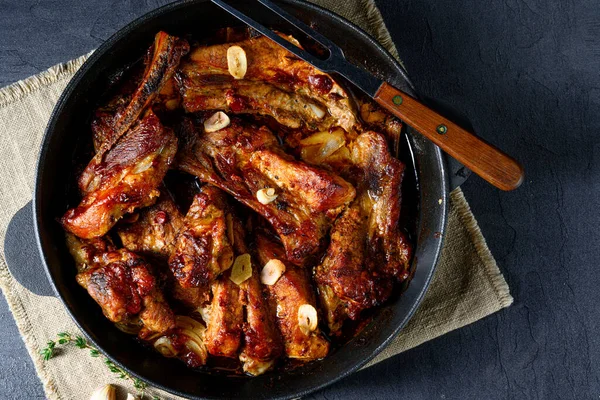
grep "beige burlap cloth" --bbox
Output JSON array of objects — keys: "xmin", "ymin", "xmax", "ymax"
[{"xmin": 0, "ymin": 0, "xmax": 512, "ymax": 398}]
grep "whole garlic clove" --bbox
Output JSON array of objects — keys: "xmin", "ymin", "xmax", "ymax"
[
  {"xmin": 260, "ymin": 259, "xmax": 286, "ymax": 286},
  {"xmin": 298, "ymin": 304, "xmax": 318, "ymax": 336},
  {"xmin": 90, "ymin": 384, "xmax": 116, "ymax": 400},
  {"xmin": 204, "ymin": 111, "xmax": 231, "ymax": 133},
  {"xmin": 256, "ymin": 188, "xmax": 278, "ymax": 204},
  {"xmin": 126, "ymin": 394, "xmax": 140, "ymax": 400},
  {"xmin": 230, "ymin": 253, "xmax": 252, "ymax": 285},
  {"xmin": 227, "ymin": 45, "xmax": 247, "ymax": 79}
]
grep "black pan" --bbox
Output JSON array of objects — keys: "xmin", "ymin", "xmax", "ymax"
[{"xmin": 33, "ymin": 1, "xmax": 449, "ymax": 398}]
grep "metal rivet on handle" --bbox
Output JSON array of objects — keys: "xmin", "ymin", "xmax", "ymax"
[
  {"xmin": 392, "ymin": 95, "xmax": 403, "ymax": 105},
  {"xmin": 436, "ymin": 124, "xmax": 447, "ymax": 134}
]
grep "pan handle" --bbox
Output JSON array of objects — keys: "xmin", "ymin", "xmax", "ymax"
[
  {"xmin": 375, "ymin": 82, "xmax": 524, "ymax": 191},
  {"xmin": 5, "ymin": 201, "xmax": 56, "ymax": 297}
]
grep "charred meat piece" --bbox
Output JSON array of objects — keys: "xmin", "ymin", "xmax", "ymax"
[
  {"xmin": 116, "ymin": 188, "xmax": 210, "ymax": 310},
  {"xmin": 255, "ymin": 233, "xmax": 329, "ymax": 360},
  {"xmin": 203, "ymin": 273, "xmax": 244, "ymax": 358},
  {"xmin": 65, "ymin": 233, "xmax": 116, "ymax": 273},
  {"xmin": 117, "ymin": 188, "xmax": 185, "ymax": 260},
  {"xmin": 315, "ymin": 131, "xmax": 412, "ymax": 334},
  {"xmin": 239, "ymin": 269, "xmax": 283, "ymax": 375},
  {"xmin": 177, "ymin": 119, "xmax": 355, "ymax": 265},
  {"xmin": 230, "ymin": 216, "xmax": 283, "ymax": 375},
  {"xmin": 179, "ymin": 80, "xmax": 329, "ymax": 130},
  {"xmin": 168, "ymin": 186, "xmax": 234, "ymax": 292},
  {"xmin": 170, "ymin": 281, "xmax": 209, "ymax": 310},
  {"xmin": 90, "ymin": 31, "xmax": 189, "ymax": 156},
  {"xmin": 315, "ymin": 202, "xmax": 393, "ymax": 332},
  {"xmin": 67, "ymin": 235, "xmax": 175, "ymax": 339},
  {"xmin": 353, "ymin": 133, "xmax": 412, "ymax": 281},
  {"xmin": 177, "ymin": 34, "xmax": 357, "ymax": 131},
  {"xmin": 358, "ymin": 98, "xmax": 403, "ymax": 155},
  {"xmin": 62, "ymin": 111, "xmax": 178, "ymax": 239}
]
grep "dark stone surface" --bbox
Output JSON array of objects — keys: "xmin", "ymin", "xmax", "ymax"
[{"xmin": 0, "ymin": 0, "xmax": 598, "ymax": 399}]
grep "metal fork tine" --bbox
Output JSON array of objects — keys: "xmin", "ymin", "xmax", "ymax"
[
  {"xmin": 256, "ymin": 0, "xmax": 341, "ymax": 54},
  {"xmin": 210, "ymin": 0, "xmax": 328, "ymax": 69}
]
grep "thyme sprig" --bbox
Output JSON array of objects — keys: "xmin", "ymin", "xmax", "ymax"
[{"xmin": 40, "ymin": 332, "xmax": 159, "ymax": 399}]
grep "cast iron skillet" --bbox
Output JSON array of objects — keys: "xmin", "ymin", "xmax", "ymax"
[{"xmin": 33, "ymin": 1, "xmax": 449, "ymax": 398}]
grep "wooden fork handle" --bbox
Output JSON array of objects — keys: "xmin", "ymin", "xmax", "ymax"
[{"xmin": 374, "ymin": 82, "xmax": 524, "ymax": 191}]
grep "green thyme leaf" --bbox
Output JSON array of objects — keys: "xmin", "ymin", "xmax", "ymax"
[
  {"xmin": 74, "ymin": 336, "xmax": 87, "ymax": 349},
  {"xmin": 42, "ymin": 331, "xmax": 152, "ymax": 395}
]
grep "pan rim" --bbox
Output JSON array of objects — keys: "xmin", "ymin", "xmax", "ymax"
[{"xmin": 33, "ymin": 0, "xmax": 449, "ymax": 398}]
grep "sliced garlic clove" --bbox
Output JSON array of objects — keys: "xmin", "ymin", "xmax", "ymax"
[
  {"xmin": 260, "ymin": 259, "xmax": 286, "ymax": 286},
  {"xmin": 227, "ymin": 45, "xmax": 247, "ymax": 79},
  {"xmin": 308, "ymin": 103, "xmax": 326, "ymax": 119},
  {"xmin": 256, "ymin": 188, "xmax": 278, "ymax": 204},
  {"xmin": 204, "ymin": 111, "xmax": 231, "ymax": 133},
  {"xmin": 90, "ymin": 384, "xmax": 116, "ymax": 400},
  {"xmin": 230, "ymin": 253, "xmax": 252, "ymax": 285},
  {"xmin": 298, "ymin": 304, "xmax": 318, "ymax": 336}
]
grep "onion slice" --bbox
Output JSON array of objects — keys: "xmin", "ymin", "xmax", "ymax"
[{"xmin": 154, "ymin": 336, "xmax": 178, "ymax": 357}]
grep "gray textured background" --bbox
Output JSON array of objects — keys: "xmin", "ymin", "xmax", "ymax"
[{"xmin": 1, "ymin": 0, "xmax": 599, "ymax": 399}]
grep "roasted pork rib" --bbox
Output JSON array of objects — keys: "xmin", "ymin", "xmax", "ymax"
[
  {"xmin": 202, "ymin": 273, "xmax": 244, "ymax": 358},
  {"xmin": 230, "ymin": 215, "xmax": 283, "ymax": 375},
  {"xmin": 62, "ymin": 110, "xmax": 178, "ymax": 239},
  {"xmin": 117, "ymin": 188, "xmax": 185, "ymax": 261},
  {"xmin": 168, "ymin": 186, "xmax": 234, "ymax": 292},
  {"xmin": 315, "ymin": 131, "xmax": 412, "ymax": 333},
  {"xmin": 177, "ymin": 118, "xmax": 355, "ymax": 265},
  {"xmin": 66, "ymin": 234, "xmax": 175, "ymax": 340},
  {"xmin": 62, "ymin": 31, "xmax": 188, "ymax": 239},
  {"xmin": 176, "ymin": 34, "xmax": 357, "ymax": 131},
  {"xmin": 90, "ymin": 31, "xmax": 189, "ymax": 156},
  {"xmin": 255, "ymin": 233, "xmax": 329, "ymax": 360}
]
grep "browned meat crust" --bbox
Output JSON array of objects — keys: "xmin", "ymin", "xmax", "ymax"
[
  {"xmin": 315, "ymin": 131, "xmax": 412, "ymax": 333},
  {"xmin": 67, "ymin": 234, "xmax": 175, "ymax": 339},
  {"xmin": 203, "ymin": 273, "xmax": 244, "ymax": 358},
  {"xmin": 168, "ymin": 186, "xmax": 234, "ymax": 292},
  {"xmin": 177, "ymin": 34, "xmax": 357, "ymax": 131},
  {"xmin": 231, "ymin": 217, "xmax": 283, "ymax": 375},
  {"xmin": 255, "ymin": 233, "xmax": 329, "ymax": 360},
  {"xmin": 90, "ymin": 31, "xmax": 189, "ymax": 156},
  {"xmin": 177, "ymin": 118, "xmax": 355, "ymax": 265},
  {"xmin": 61, "ymin": 110, "xmax": 178, "ymax": 239},
  {"xmin": 117, "ymin": 188, "xmax": 185, "ymax": 260}
]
